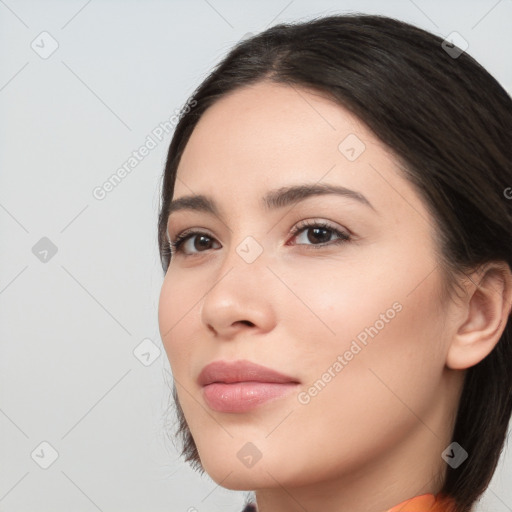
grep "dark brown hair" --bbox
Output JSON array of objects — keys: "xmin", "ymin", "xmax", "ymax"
[{"xmin": 157, "ymin": 13, "xmax": 512, "ymax": 512}]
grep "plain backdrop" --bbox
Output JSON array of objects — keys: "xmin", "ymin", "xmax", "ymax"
[{"xmin": 1, "ymin": 1, "xmax": 511, "ymax": 511}]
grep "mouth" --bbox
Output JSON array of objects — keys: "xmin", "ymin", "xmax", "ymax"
[{"xmin": 198, "ymin": 359, "xmax": 300, "ymax": 413}]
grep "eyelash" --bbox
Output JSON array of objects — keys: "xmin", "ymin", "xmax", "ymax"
[{"xmin": 168, "ymin": 219, "xmax": 351, "ymax": 258}]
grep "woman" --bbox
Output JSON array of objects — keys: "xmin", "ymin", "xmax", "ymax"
[{"xmin": 157, "ymin": 14, "xmax": 512, "ymax": 512}]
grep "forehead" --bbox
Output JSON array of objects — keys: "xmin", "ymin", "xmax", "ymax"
[{"xmin": 173, "ymin": 81, "xmax": 430, "ymax": 225}]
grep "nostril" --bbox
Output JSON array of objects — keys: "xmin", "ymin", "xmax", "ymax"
[{"xmin": 237, "ymin": 320, "xmax": 254, "ymax": 327}]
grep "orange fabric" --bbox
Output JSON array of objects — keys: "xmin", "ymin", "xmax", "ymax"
[
  {"xmin": 386, "ymin": 493, "xmax": 456, "ymax": 512},
  {"xmin": 242, "ymin": 492, "xmax": 457, "ymax": 512}
]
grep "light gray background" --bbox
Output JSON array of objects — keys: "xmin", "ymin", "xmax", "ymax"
[{"xmin": 1, "ymin": 1, "xmax": 511, "ymax": 511}]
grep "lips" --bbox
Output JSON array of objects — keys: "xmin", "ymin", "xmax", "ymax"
[
  {"xmin": 198, "ymin": 360, "xmax": 300, "ymax": 413},
  {"xmin": 198, "ymin": 359, "xmax": 299, "ymax": 386}
]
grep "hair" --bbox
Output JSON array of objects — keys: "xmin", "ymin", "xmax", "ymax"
[{"xmin": 157, "ymin": 13, "xmax": 512, "ymax": 512}]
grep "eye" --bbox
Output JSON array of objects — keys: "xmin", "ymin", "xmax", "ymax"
[
  {"xmin": 287, "ymin": 219, "xmax": 351, "ymax": 249},
  {"xmin": 169, "ymin": 229, "xmax": 220, "ymax": 257},
  {"xmin": 168, "ymin": 219, "xmax": 351, "ymax": 258}
]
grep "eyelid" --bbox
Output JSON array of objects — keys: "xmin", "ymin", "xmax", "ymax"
[
  {"xmin": 167, "ymin": 225, "xmax": 215, "ymax": 245},
  {"xmin": 288, "ymin": 218, "xmax": 351, "ymax": 241}
]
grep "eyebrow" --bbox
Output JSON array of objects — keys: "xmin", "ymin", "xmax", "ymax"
[{"xmin": 166, "ymin": 183, "xmax": 377, "ymax": 220}]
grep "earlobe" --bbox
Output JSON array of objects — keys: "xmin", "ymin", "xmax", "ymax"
[{"xmin": 446, "ymin": 262, "xmax": 512, "ymax": 371}]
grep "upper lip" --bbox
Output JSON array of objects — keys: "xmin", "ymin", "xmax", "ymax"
[{"xmin": 198, "ymin": 359, "xmax": 299, "ymax": 386}]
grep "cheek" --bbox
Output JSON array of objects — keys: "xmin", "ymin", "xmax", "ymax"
[
  {"xmin": 284, "ymin": 257, "xmax": 445, "ymax": 422},
  {"xmin": 158, "ymin": 272, "xmax": 198, "ymax": 377},
  {"xmin": 158, "ymin": 275, "xmax": 206, "ymax": 433}
]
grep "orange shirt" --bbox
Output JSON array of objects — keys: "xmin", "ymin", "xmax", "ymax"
[
  {"xmin": 387, "ymin": 493, "xmax": 457, "ymax": 512},
  {"xmin": 241, "ymin": 492, "xmax": 457, "ymax": 512}
]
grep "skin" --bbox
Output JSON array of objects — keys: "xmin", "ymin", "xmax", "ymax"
[{"xmin": 158, "ymin": 81, "xmax": 512, "ymax": 512}]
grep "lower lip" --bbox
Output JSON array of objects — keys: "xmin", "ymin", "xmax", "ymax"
[{"xmin": 202, "ymin": 382, "xmax": 298, "ymax": 413}]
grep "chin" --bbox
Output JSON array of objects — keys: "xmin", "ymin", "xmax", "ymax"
[
  {"xmin": 201, "ymin": 460, "xmax": 283, "ymax": 491},
  {"xmin": 195, "ymin": 438, "xmax": 278, "ymax": 488},
  {"xmin": 195, "ymin": 438, "xmax": 319, "ymax": 492}
]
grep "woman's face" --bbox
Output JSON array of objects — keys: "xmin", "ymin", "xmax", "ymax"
[{"xmin": 158, "ymin": 81, "xmax": 462, "ymax": 496}]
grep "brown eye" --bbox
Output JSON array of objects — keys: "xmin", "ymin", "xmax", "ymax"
[
  {"xmin": 290, "ymin": 220, "xmax": 351, "ymax": 248},
  {"xmin": 170, "ymin": 231, "xmax": 221, "ymax": 256},
  {"xmin": 305, "ymin": 227, "xmax": 332, "ymax": 244}
]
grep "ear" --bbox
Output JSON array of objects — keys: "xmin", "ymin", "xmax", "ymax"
[{"xmin": 446, "ymin": 262, "xmax": 512, "ymax": 370}]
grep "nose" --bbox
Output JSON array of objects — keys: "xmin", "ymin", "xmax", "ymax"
[{"xmin": 200, "ymin": 244, "xmax": 277, "ymax": 340}]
